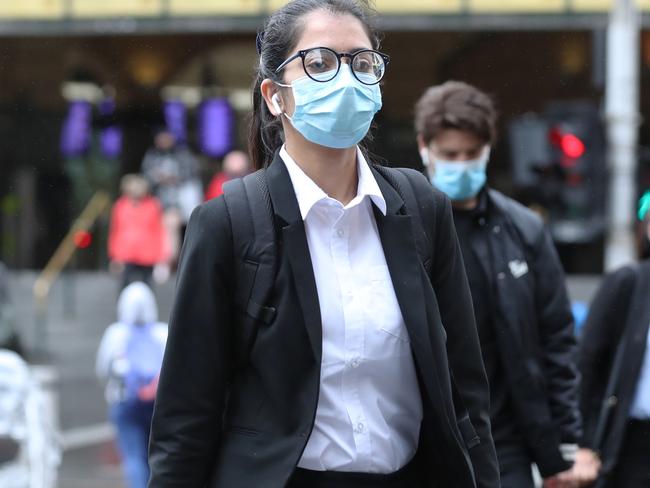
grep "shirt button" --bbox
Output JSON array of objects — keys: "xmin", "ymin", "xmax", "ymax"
[
  {"xmin": 351, "ymin": 357, "xmax": 361, "ymax": 368},
  {"xmin": 355, "ymin": 422, "xmax": 364, "ymax": 433},
  {"xmin": 478, "ymin": 217, "xmax": 486, "ymax": 226},
  {"xmin": 336, "ymin": 229, "xmax": 345, "ymax": 237},
  {"xmin": 493, "ymin": 225, "xmax": 501, "ymax": 234},
  {"xmin": 497, "ymin": 272, "xmax": 506, "ymax": 280}
]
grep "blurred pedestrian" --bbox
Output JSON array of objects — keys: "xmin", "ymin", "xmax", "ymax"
[
  {"xmin": 108, "ymin": 174, "xmax": 170, "ymax": 288},
  {"xmin": 414, "ymin": 81, "xmax": 592, "ymax": 488},
  {"xmin": 578, "ymin": 190, "xmax": 650, "ymax": 487},
  {"xmin": 149, "ymin": 1, "xmax": 499, "ymax": 487},
  {"xmin": 0, "ymin": 349, "xmax": 61, "ymax": 488},
  {"xmin": 141, "ymin": 127, "xmax": 202, "ymax": 265},
  {"xmin": 96, "ymin": 282, "xmax": 167, "ymax": 488},
  {"xmin": 204, "ymin": 149, "xmax": 252, "ymax": 201}
]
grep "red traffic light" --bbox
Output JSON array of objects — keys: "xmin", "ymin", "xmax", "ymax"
[
  {"xmin": 560, "ymin": 133, "xmax": 585, "ymax": 159},
  {"xmin": 73, "ymin": 230, "xmax": 92, "ymax": 249},
  {"xmin": 549, "ymin": 126, "xmax": 585, "ymax": 159}
]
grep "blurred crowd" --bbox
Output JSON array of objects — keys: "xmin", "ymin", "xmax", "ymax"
[{"xmin": 107, "ymin": 128, "xmax": 252, "ymax": 290}]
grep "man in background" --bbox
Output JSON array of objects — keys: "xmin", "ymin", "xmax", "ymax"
[{"xmin": 414, "ymin": 81, "xmax": 596, "ymax": 487}]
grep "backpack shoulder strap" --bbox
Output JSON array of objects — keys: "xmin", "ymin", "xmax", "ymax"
[{"xmin": 223, "ymin": 170, "xmax": 277, "ymax": 325}]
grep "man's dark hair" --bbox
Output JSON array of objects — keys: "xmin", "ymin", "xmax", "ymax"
[
  {"xmin": 414, "ymin": 81, "xmax": 497, "ymax": 146},
  {"xmin": 248, "ymin": 0, "xmax": 379, "ymax": 170}
]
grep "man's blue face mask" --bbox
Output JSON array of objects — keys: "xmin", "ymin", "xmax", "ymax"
[
  {"xmin": 420, "ymin": 146, "xmax": 490, "ymax": 201},
  {"xmin": 273, "ymin": 65, "xmax": 382, "ymax": 149}
]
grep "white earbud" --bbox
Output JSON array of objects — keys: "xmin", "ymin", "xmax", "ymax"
[{"xmin": 271, "ymin": 93, "xmax": 283, "ymax": 116}]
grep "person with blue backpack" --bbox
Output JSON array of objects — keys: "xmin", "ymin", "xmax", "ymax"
[
  {"xmin": 96, "ymin": 281, "xmax": 167, "ymax": 488},
  {"xmin": 148, "ymin": 1, "xmax": 498, "ymax": 487}
]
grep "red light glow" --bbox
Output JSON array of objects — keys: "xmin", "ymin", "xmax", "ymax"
[
  {"xmin": 560, "ymin": 133, "xmax": 585, "ymax": 159},
  {"xmin": 73, "ymin": 230, "xmax": 92, "ymax": 249}
]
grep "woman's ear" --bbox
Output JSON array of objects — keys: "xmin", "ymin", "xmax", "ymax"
[{"xmin": 261, "ymin": 79, "xmax": 281, "ymax": 116}]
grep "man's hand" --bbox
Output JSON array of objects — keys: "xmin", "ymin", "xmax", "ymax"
[
  {"xmin": 543, "ymin": 448, "xmax": 601, "ymax": 488},
  {"xmin": 571, "ymin": 448, "xmax": 601, "ymax": 487},
  {"xmin": 543, "ymin": 468, "xmax": 578, "ymax": 488}
]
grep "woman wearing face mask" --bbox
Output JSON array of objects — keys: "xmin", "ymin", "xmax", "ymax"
[
  {"xmin": 148, "ymin": 3, "xmax": 498, "ymax": 488},
  {"xmin": 415, "ymin": 82, "xmax": 587, "ymax": 488}
]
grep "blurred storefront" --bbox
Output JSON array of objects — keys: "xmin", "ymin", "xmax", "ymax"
[{"xmin": 1, "ymin": 0, "xmax": 650, "ymax": 270}]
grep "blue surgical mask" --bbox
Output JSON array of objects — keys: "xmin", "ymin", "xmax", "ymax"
[
  {"xmin": 274, "ymin": 65, "xmax": 382, "ymax": 149},
  {"xmin": 422, "ymin": 148, "xmax": 490, "ymax": 201}
]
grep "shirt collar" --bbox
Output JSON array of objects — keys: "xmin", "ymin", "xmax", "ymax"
[{"xmin": 279, "ymin": 145, "xmax": 387, "ymax": 221}]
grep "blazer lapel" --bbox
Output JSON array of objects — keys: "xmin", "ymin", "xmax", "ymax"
[
  {"xmin": 371, "ymin": 169, "xmax": 433, "ymax": 364},
  {"xmin": 266, "ymin": 154, "xmax": 322, "ymax": 360}
]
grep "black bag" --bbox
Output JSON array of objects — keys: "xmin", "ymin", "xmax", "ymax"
[
  {"xmin": 222, "ymin": 165, "xmax": 477, "ymax": 447},
  {"xmin": 222, "ymin": 165, "xmax": 433, "ymax": 327}
]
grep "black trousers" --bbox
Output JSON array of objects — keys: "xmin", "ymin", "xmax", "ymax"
[
  {"xmin": 287, "ymin": 458, "xmax": 423, "ymax": 488},
  {"xmin": 607, "ymin": 419, "xmax": 650, "ymax": 488}
]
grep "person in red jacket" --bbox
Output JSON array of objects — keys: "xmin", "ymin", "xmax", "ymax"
[
  {"xmin": 204, "ymin": 149, "xmax": 251, "ymax": 201},
  {"xmin": 108, "ymin": 174, "xmax": 170, "ymax": 288}
]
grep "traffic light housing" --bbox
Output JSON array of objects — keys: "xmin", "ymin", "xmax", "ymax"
[{"xmin": 508, "ymin": 101, "xmax": 607, "ymax": 246}]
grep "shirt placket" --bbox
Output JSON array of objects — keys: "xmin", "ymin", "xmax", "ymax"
[{"xmin": 330, "ymin": 206, "xmax": 372, "ymax": 470}]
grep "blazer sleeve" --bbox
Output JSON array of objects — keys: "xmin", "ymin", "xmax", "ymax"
[
  {"xmin": 430, "ymin": 193, "xmax": 500, "ymax": 488},
  {"xmin": 533, "ymin": 227, "xmax": 582, "ymax": 444},
  {"xmin": 148, "ymin": 198, "xmax": 234, "ymax": 488},
  {"xmin": 578, "ymin": 266, "xmax": 636, "ymax": 448}
]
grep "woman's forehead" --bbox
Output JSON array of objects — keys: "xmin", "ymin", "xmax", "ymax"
[{"xmin": 293, "ymin": 10, "xmax": 372, "ymax": 53}]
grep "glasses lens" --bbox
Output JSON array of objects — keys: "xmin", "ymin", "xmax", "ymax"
[
  {"xmin": 352, "ymin": 51, "xmax": 385, "ymax": 84},
  {"xmin": 304, "ymin": 48, "xmax": 339, "ymax": 81}
]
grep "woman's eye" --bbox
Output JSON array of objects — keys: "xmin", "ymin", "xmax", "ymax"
[
  {"xmin": 306, "ymin": 59, "xmax": 333, "ymax": 73},
  {"xmin": 356, "ymin": 60, "xmax": 372, "ymax": 72}
]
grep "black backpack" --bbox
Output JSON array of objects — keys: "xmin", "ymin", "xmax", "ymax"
[
  {"xmin": 222, "ymin": 164, "xmax": 477, "ymax": 448},
  {"xmin": 222, "ymin": 165, "xmax": 434, "ymax": 329}
]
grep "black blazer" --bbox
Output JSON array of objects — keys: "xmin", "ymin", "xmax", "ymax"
[
  {"xmin": 579, "ymin": 259, "xmax": 650, "ymax": 485},
  {"xmin": 148, "ymin": 155, "xmax": 499, "ymax": 488}
]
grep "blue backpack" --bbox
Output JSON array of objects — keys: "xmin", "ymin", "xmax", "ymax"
[{"xmin": 122, "ymin": 324, "xmax": 165, "ymax": 402}]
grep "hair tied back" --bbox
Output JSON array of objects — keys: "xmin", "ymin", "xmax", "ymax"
[{"xmin": 256, "ymin": 30, "xmax": 265, "ymax": 55}]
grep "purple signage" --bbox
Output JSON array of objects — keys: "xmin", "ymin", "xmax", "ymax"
[{"xmin": 198, "ymin": 98, "xmax": 233, "ymax": 158}]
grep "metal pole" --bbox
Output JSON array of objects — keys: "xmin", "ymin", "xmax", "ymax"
[{"xmin": 604, "ymin": 0, "xmax": 640, "ymax": 270}]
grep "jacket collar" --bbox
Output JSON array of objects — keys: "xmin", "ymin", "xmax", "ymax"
[
  {"xmin": 278, "ymin": 145, "xmax": 387, "ymax": 220},
  {"xmin": 266, "ymin": 151, "xmax": 401, "ymax": 224}
]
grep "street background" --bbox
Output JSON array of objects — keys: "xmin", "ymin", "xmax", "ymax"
[{"xmin": 2, "ymin": 0, "xmax": 650, "ymax": 486}]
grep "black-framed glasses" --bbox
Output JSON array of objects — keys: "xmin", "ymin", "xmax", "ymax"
[{"xmin": 275, "ymin": 47, "xmax": 390, "ymax": 85}]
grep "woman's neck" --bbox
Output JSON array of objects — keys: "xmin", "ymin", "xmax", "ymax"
[{"xmin": 284, "ymin": 140, "xmax": 358, "ymax": 206}]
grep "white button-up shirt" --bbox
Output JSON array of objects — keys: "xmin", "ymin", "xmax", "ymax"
[{"xmin": 280, "ymin": 146, "xmax": 423, "ymax": 474}]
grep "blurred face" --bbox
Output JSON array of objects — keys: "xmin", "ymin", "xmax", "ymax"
[
  {"xmin": 425, "ymin": 129, "xmax": 487, "ymax": 163},
  {"xmin": 263, "ymin": 9, "xmax": 374, "ymax": 119},
  {"xmin": 123, "ymin": 178, "xmax": 149, "ymax": 200},
  {"xmin": 223, "ymin": 151, "xmax": 251, "ymax": 177},
  {"xmin": 155, "ymin": 131, "xmax": 176, "ymax": 150}
]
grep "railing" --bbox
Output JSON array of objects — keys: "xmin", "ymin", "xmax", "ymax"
[{"xmin": 32, "ymin": 191, "xmax": 111, "ymax": 356}]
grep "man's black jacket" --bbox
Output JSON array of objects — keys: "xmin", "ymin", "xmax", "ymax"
[
  {"xmin": 579, "ymin": 260, "xmax": 650, "ymax": 486},
  {"xmin": 471, "ymin": 189, "xmax": 582, "ymax": 477},
  {"xmin": 148, "ymin": 156, "xmax": 499, "ymax": 487}
]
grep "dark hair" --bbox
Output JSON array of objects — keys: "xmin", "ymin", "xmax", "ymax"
[
  {"xmin": 248, "ymin": 0, "xmax": 379, "ymax": 170},
  {"xmin": 414, "ymin": 81, "xmax": 498, "ymax": 146}
]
